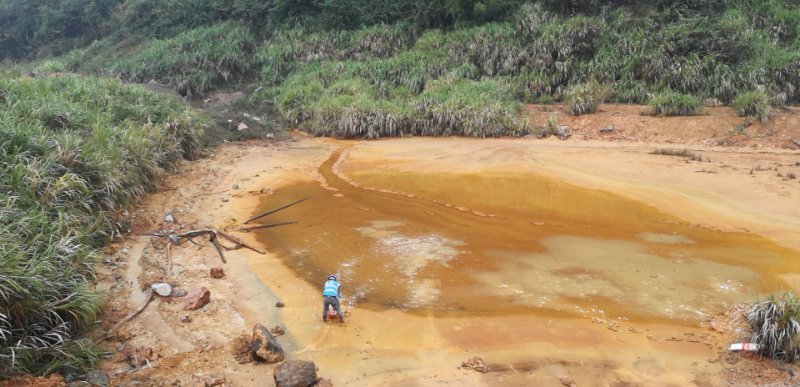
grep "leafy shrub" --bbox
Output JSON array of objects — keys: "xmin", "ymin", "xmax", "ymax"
[
  {"xmin": 647, "ymin": 93, "xmax": 702, "ymax": 116},
  {"xmin": 747, "ymin": 293, "xmax": 800, "ymax": 362},
  {"xmin": 733, "ymin": 91, "xmax": 772, "ymax": 122}
]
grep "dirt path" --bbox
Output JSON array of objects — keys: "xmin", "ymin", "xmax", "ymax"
[{"xmin": 96, "ymin": 106, "xmax": 800, "ymax": 386}]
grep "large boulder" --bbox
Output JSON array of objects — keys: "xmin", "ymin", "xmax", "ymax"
[
  {"xmin": 184, "ymin": 287, "xmax": 210, "ymax": 310},
  {"xmin": 251, "ymin": 324, "xmax": 284, "ymax": 363},
  {"xmin": 273, "ymin": 360, "xmax": 317, "ymax": 387}
]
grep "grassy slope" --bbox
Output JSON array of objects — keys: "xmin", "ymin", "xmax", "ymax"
[
  {"xmin": 59, "ymin": 1, "xmax": 800, "ymax": 137},
  {"xmin": 0, "ymin": 68, "xmax": 207, "ymax": 377}
]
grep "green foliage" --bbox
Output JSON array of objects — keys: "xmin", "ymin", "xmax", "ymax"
[
  {"xmin": 0, "ymin": 72, "xmax": 207, "ymax": 376},
  {"xmin": 647, "ymin": 93, "xmax": 702, "ymax": 116},
  {"xmin": 733, "ymin": 91, "xmax": 772, "ymax": 122},
  {"xmin": 564, "ymin": 82, "xmax": 610, "ymax": 115},
  {"xmin": 747, "ymin": 293, "xmax": 800, "ymax": 362},
  {"xmin": 272, "ymin": 63, "xmax": 526, "ymax": 139},
  {"xmin": 0, "ymin": 0, "xmax": 119, "ymax": 59},
  {"xmin": 106, "ymin": 22, "xmax": 258, "ymax": 97}
]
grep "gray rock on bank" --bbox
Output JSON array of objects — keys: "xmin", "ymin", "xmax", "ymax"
[{"xmin": 151, "ymin": 282, "xmax": 172, "ymax": 297}]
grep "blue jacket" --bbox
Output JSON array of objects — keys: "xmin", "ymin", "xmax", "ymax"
[{"xmin": 323, "ymin": 280, "xmax": 340, "ymax": 297}]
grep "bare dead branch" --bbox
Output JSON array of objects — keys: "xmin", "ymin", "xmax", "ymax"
[
  {"xmin": 243, "ymin": 197, "xmax": 308, "ymax": 224},
  {"xmin": 98, "ymin": 289, "xmax": 154, "ymax": 343},
  {"xmin": 238, "ymin": 221, "xmax": 298, "ymax": 232}
]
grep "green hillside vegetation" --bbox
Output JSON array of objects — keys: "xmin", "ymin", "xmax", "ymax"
[
  {"xmin": 36, "ymin": 0, "xmax": 800, "ymax": 137},
  {"xmin": 0, "ymin": 69, "xmax": 207, "ymax": 377}
]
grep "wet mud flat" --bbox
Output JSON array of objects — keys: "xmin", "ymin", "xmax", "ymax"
[{"xmin": 245, "ymin": 139, "xmax": 800, "ymax": 385}]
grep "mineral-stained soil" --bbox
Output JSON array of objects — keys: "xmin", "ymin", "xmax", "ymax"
[{"xmin": 93, "ymin": 104, "xmax": 800, "ymax": 386}]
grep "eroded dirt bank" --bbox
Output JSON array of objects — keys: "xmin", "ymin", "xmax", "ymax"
[{"xmin": 98, "ymin": 131, "xmax": 799, "ymax": 386}]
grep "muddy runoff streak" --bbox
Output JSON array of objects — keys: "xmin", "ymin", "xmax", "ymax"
[{"xmin": 254, "ymin": 148, "xmax": 799, "ymax": 327}]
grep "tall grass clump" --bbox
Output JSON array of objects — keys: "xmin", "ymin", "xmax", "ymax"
[
  {"xmin": 747, "ymin": 293, "xmax": 800, "ymax": 362},
  {"xmin": 647, "ymin": 93, "xmax": 702, "ymax": 116},
  {"xmin": 274, "ymin": 64, "xmax": 526, "ymax": 139},
  {"xmin": 564, "ymin": 82, "xmax": 610, "ymax": 115},
  {"xmin": 0, "ymin": 72, "xmax": 208, "ymax": 377},
  {"xmin": 733, "ymin": 91, "xmax": 772, "ymax": 122},
  {"xmin": 110, "ymin": 22, "xmax": 257, "ymax": 97}
]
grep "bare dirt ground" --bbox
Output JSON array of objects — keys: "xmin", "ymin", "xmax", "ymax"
[{"xmin": 85, "ymin": 104, "xmax": 800, "ymax": 386}]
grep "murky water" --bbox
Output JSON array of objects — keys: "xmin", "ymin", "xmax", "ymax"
[{"xmin": 255, "ymin": 150, "xmax": 800, "ymax": 325}]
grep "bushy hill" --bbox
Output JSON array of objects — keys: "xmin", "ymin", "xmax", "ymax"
[{"xmin": 46, "ymin": 0, "xmax": 800, "ymax": 137}]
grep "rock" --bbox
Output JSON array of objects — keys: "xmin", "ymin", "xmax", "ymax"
[
  {"xmin": 461, "ymin": 357, "xmax": 488, "ymax": 373},
  {"xmin": 555, "ymin": 125, "xmax": 572, "ymax": 140},
  {"xmin": 221, "ymin": 197, "xmax": 229, "ymax": 202},
  {"xmin": 559, "ymin": 376, "xmax": 577, "ymax": 387},
  {"xmin": 173, "ymin": 289, "xmax": 187, "ymax": 297},
  {"xmin": 275, "ymin": 302, "xmax": 285, "ymax": 308},
  {"xmin": 151, "ymin": 283, "xmax": 172, "ymax": 297},
  {"xmin": 85, "ymin": 370, "xmax": 109, "ymax": 387},
  {"xmin": 210, "ymin": 267, "xmax": 225, "ymax": 279},
  {"xmin": 271, "ymin": 325, "xmax": 285, "ymax": 336},
  {"xmin": 184, "ymin": 287, "xmax": 210, "ymax": 311},
  {"xmin": 599, "ymin": 125, "xmax": 615, "ymax": 134},
  {"xmin": 204, "ymin": 376, "xmax": 226, "ymax": 387},
  {"xmin": 232, "ymin": 184, "xmax": 239, "ymax": 190},
  {"xmin": 273, "ymin": 360, "xmax": 317, "ymax": 387},
  {"xmin": 237, "ymin": 122, "xmax": 248, "ymax": 131},
  {"xmin": 252, "ymin": 324, "xmax": 285, "ymax": 363},
  {"xmin": 180, "ymin": 315, "xmax": 191, "ymax": 323},
  {"xmin": 164, "ymin": 214, "xmax": 175, "ymax": 224}
]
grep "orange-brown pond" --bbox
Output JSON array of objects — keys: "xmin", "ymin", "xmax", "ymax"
[{"xmin": 254, "ymin": 149, "xmax": 800, "ymax": 328}]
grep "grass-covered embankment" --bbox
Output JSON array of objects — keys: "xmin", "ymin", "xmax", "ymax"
[
  {"xmin": 0, "ymin": 70, "xmax": 207, "ymax": 377},
  {"xmin": 57, "ymin": 1, "xmax": 800, "ymax": 137}
]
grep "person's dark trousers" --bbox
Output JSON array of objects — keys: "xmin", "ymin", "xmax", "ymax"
[{"xmin": 323, "ymin": 295, "xmax": 344, "ymax": 322}]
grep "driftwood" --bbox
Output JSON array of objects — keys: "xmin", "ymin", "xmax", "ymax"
[
  {"xmin": 151, "ymin": 228, "xmax": 266, "ymax": 266},
  {"xmin": 238, "ymin": 221, "xmax": 298, "ymax": 232},
  {"xmin": 217, "ymin": 230, "xmax": 266, "ymax": 254},
  {"xmin": 98, "ymin": 289, "xmax": 154, "ymax": 343},
  {"xmin": 209, "ymin": 234, "xmax": 227, "ymax": 264},
  {"xmin": 244, "ymin": 197, "xmax": 308, "ymax": 224}
]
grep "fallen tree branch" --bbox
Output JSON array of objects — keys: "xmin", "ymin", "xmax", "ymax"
[
  {"xmin": 98, "ymin": 289, "xmax": 154, "ymax": 343},
  {"xmin": 244, "ymin": 197, "xmax": 308, "ymax": 224},
  {"xmin": 192, "ymin": 189, "xmax": 229, "ymax": 198},
  {"xmin": 150, "ymin": 228, "xmax": 266, "ymax": 267},
  {"xmin": 208, "ymin": 234, "xmax": 227, "ymax": 264},
  {"xmin": 217, "ymin": 230, "xmax": 266, "ymax": 254},
  {"xmin": 166, "ymin": 242, "xmax": 173, "ymax": 275},
  {"xmin": 238, "ymin": 221, "xmax": 298, "ymax": 232}
]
